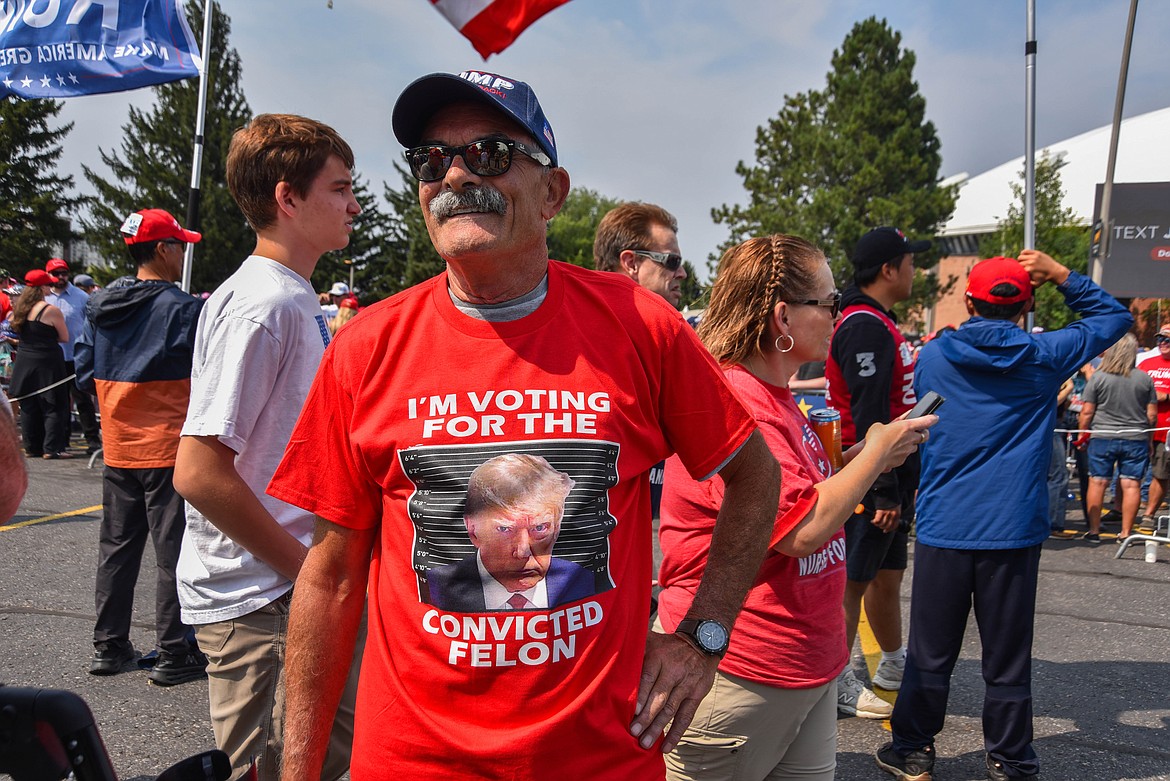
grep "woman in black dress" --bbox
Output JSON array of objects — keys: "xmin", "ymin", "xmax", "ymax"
[{"xmin": 9, "ymin": 270, "xmax": 71, "ymax": 459}]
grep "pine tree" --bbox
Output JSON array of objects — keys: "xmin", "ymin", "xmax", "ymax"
[
  {"xmin": 546, "ymin": 187, "xmax": 620, "ymax": 268},
  {"xmin": 979, "ymin": 153, "xmax": 1090, "ymax": 329},
  {"xmin": 0, "ymin": 96, "xmax": 77, "ymax": 278},
  {"xmin": 712, "ymin": 17, "xmax": 956, "ymax": 309},
  {"xmin": 81, "ymin": 0, "xmax": 252, "ymax": 293},
  {"xmin": 381, "ymin": 164, "xmax": 445, "ymax": 292}
]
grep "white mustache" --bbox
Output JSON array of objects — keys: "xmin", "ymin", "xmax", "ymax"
[{"xmin": 429, "ymin": 187, "xmax": 507, "ymax": 219}]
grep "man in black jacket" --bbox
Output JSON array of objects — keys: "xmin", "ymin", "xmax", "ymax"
[{"xmin": 825, "ymin": 226, "xmax": 929, "ymax": 718}]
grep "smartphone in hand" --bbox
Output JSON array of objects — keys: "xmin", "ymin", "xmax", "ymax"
[{"xmin": 907, "ymin": 391, "xmax": 945, "ymax": 419}]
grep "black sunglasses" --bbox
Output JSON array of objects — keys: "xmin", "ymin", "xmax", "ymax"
[
  {"xmin": 1157, "ymin": 334, "xmax": 1170, "ymax": 344},
  {"xmin": 404, "ymin": 138, "xmax": 552, "ymax": 182},
  {"xmin": 787, "ymin": 291, "xmax": 842, "ymax": 318},
  {"xmin": 629, "ymin": 249, "xmax": 684, "ymax": 272}
]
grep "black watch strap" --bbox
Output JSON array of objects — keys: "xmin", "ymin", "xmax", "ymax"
[{"xmin": 675, "ymin": 618, "xmax": 730, "ymax": 657}]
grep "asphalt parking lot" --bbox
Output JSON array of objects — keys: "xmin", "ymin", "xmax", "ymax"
[{"xmin": 4, "ymin": 449, "xmax": 1170, "ymax": 780}]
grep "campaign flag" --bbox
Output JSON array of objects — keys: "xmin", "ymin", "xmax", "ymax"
[
  {"xmin": 0, "ymin": 0, "xmax": 201, "ymax": 100},
  {"xmin": 431, "ymin": 0, "xmax": 571, "ymax": 58}
]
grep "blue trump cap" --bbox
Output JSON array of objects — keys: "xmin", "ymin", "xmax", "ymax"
[{"xmin": 392, "ymin": 69, "xmax": 558, "ymax": 167}]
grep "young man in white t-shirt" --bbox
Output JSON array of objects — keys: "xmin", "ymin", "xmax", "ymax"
[{"xmin": 173, "ymin": 113, "xmax": 363, "ymax": 781}]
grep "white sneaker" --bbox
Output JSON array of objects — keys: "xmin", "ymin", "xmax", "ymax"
[
  {"xmin": 873, "ymin": 655, "xmax": 905, "ymax": 690},
  {"xmin": 837, "ymin": 667, "xmax": 893, "ymax": 719}
]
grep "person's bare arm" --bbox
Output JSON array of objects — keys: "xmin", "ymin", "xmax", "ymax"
[
  {"xmin": 1075, "ymin": 402, "xmax": 1096, "ymax": 448},
  {"xmin": 631, "ymin": 430, "xmax": 779, "ymax": 752},
  {"xmin": 281, "ymin": 519, "xmax": 374, "ymax": 781},
  {"xmin": 1149, "ymin": 402, "xmax": 1159, "ymax": 429},
  {"xmin": 173, "ymin": 435, "xmax": 308, "ymax": 582},
  {"xmin": 1017, "ymin": 249, "xmax": 1071, "ymax": 288},
  {"xmin": 0, "ymin": 395, "xmax": 27, "ymax": 524},
  {"xmin": 775, "ymin": 415, "xmax": 936, "ymax": 557}
]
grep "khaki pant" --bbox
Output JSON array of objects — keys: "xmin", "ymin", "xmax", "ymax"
[
  {"xmin": 665, "ymin": 670, "xmax": 837, "ymax": 781},
  {"xmin": 195, "ymin": 596, "xmax": 365, "ymax": 781}
]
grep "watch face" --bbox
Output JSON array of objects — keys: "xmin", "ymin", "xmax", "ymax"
[{"xmin": 696, "ymin": 621, "xmax": 728, "ymax": 652}]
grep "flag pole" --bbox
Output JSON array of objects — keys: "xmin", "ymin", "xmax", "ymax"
[
  {"xmin": 181, "ymin": 0, "xmax": 214, "ymax": 294},
  {"xmin": 1023, "ymin": 0, "xmax": 1036, "ymax": 253},
  {"xmin": 1092, "ymin": 0, "xmax": 1139, "ymax": 285},
  {"xmin": 1023, "ymin": 0, "xmax": 1036, "ymax": 330}
]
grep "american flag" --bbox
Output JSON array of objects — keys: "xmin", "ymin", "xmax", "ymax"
[{"xmin": 430, "ymin": 0, "xmax": 571, "ymax": 58}]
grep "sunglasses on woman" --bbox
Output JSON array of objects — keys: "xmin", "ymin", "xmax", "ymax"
[
  {"xmin": 404, "ymin": 138, "xmax": 551, "ymax": 182},
  {"xmin": 788, "ymin": 291, "xmax": 842, "ymax": 318}
]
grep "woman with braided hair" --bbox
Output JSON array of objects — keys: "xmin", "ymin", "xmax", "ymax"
[{"xmin": 656, "ymin": 234, "xmax": 936, "ymax": 780}]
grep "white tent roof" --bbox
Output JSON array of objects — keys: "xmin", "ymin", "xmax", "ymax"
[{"xmin": 941, "ymin": 106, "xmax": 1170, "ymax": 237}]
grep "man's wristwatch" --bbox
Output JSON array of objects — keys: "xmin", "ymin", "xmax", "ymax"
[{"xmin": 675, "ymin": 618, "xmax": 730, "ymax": 657}]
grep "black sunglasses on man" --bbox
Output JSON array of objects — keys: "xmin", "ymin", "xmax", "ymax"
[
  {"xmin": 628, "ymin": 249, "xmax": 684, "ymax": 273},
  {"xmin": 404, "ymin": 138, "xmax": 551, "ymax": 182}
]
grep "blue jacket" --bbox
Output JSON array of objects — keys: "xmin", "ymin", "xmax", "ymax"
[
  {"xmin": 913, "ymin": 271, "xmax": 1132, "ymax": 549},
  {"xmin": 74, "ymin": 276, "xmax": 202, "ymax": 468}
]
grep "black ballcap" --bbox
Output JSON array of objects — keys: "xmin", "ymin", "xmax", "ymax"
[
  {"xmin": 852, "ymin": 227, "xmax": 932, "ymax": 269},
  {"xmin": 392, "ymin": 69, "xmax": 558, "ymax": 166}
]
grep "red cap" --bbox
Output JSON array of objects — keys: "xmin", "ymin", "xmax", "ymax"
[
  {"xmin": 339, "ymin": 295, "xmax": 359, "ymax": 310},
  {"xmin": 966, "ymin": 257, "xmax": 1032, "ymax": 305},
  {"xmin": 45, "ymin": 258, "xmax": 69, "ymax": 273},
  {"xmin": 119, "ymin": 209, "xmax": 202, "ymax": 245},
  {"xmin": 25, "ymin": 269, "xmax": 55, "ymax": 287}
]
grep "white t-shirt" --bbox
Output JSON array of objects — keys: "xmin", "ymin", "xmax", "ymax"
[{"xmin": 177, "ymin": 256, "xmax": 331, "ymax": 624}]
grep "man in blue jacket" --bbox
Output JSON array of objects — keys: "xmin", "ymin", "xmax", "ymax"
[
  {"xmin": 876, "ymin": 250, "xmax": 1132, "ymax": 781},
  {"xmin": 75, "ymin": 209, "xmax": 206, "ymax": 685}
]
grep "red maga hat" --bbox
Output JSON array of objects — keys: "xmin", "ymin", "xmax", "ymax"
[
  {"xmin": 966, "ymin": 257, "xmax": 1033, "ymax": 305},
  {"xmin": 119, "ymin": 209, "xmax": 202, "ymax": 245},
  {"xmin": 25, "ymin": 269, "xmax": 56, "ymax": 287}
]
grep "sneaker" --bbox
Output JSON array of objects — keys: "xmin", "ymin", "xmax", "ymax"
[
  {"xmin": 875, "ymin": 742, "xmax": 934, "ymax": 781},
  {"xmin": 986, "ymin": 754, "xmax": 1038, "ymax": 780},
  {"xmin": 1081, "ymin": 532, "xmax": 1100, "ymax": 543},
  {"xmin": 873, "ymin": 655, "xmax": 906, "ymax": 690},
  {"xmin": 837, "ymin": 667, "xmax": 893, "ymax": 719},
  {"xmin": 89, "ymin": 640, "xmax": 139, "ymax": 676},
  {"xmin": 1138, "ymin": 515, "xmax": 1157, "ymax": 534},
  {"xmin": 148, "ymin": 647, "xmax": 208, "ymax": 687}
]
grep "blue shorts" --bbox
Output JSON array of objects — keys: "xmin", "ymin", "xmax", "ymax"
[{"xmin": 1087, "ymin": 437, "xmax": 1150, "ymax": 481}]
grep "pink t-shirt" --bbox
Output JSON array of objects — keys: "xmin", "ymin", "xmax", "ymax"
[
  {"xmin": 269, "ymin": 262, "xmax": 755, "ymax": 780},
  {"xmin": 658, "ymin": 365, "xmax": 847, "ymax": 688}
]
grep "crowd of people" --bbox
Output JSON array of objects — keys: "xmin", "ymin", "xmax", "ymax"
[{"xmin": 3, "ymin": 67, "xmax": 1167, "ymax": 781}]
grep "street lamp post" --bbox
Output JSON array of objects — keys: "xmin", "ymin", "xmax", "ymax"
[{"xmin": 344, "ymin": 258, "xmax": 354, "ymax": 291}]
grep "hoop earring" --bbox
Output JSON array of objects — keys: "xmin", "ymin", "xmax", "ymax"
[{"xmin": 774, "ymin": 334, "xmax": 795, "ymax": 353}]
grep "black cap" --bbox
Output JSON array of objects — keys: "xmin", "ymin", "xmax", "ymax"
[
  {"xmin": 852, "ymin": 227, "xmax": 932, "ymax": 269},
  {"xmin": 392, "ymin": 69, "xmax": 558, "ymax": 166}
]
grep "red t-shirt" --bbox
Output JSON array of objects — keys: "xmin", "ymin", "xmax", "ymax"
[
  {"xmin": 657, "ymin": 366, "xmax": 847, "ymax": 689},
  {"xmin": 269, "ymin": 262, "xmax": 755, "ymax": 780},
  {"xmin": 1138, "ymin": 354, "xmax": 1170, "ymax": 443}
]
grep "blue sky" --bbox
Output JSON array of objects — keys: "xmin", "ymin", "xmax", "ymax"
[{"xmin": 55, "ymin": 0, "xmax": 1170, "ymax": 275}]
